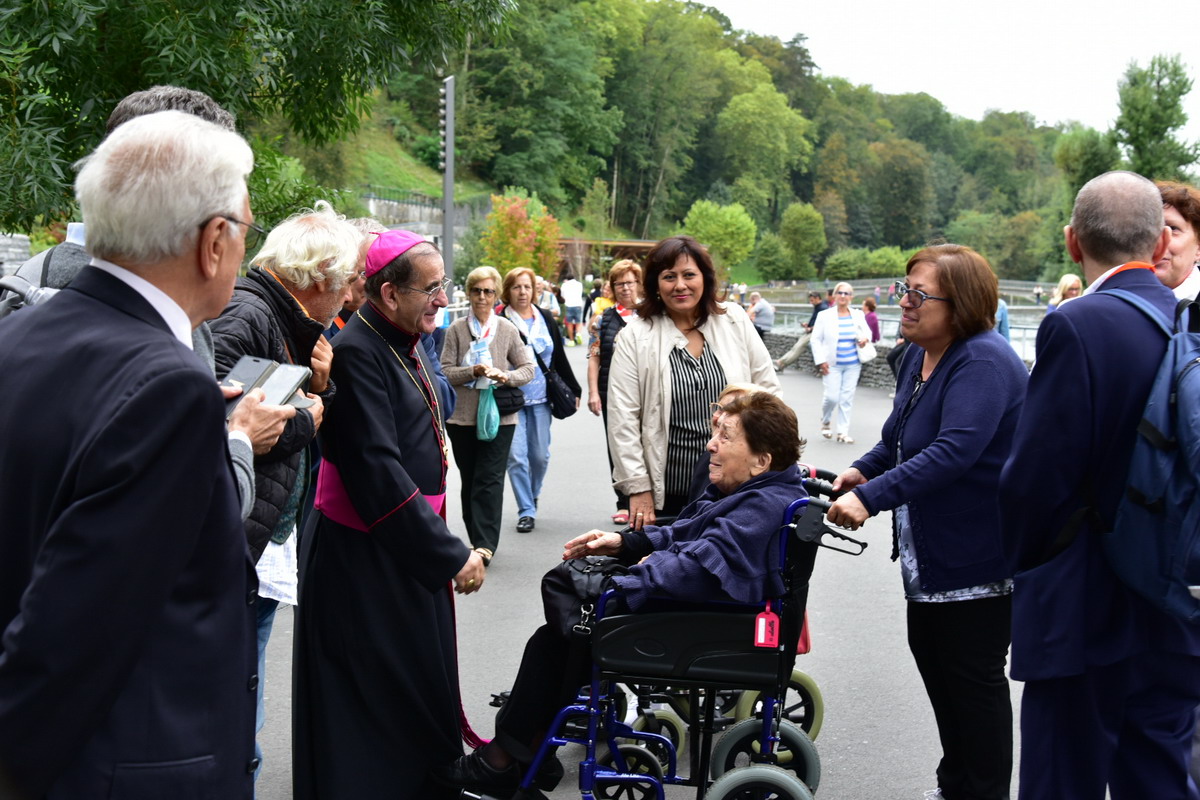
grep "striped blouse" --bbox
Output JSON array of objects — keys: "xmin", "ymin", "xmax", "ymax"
[
  {"xmin": 665, "ymin": 342, "xmax": 726, "ymax": 499},
  {"xmin": 835, "ymin": 314, "xmax": 860, "ymax": 366}
]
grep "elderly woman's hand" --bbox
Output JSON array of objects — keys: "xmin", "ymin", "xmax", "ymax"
[
  {"xmin": 827, "ymin": 492, "xmax": 871, "ymax": 530},
  {"xmin": 563, "ymin": 530, "xmax": 623, "ymax": 560},
  {"xmin": 832, "ymin": 467, "xmax": 867, "ymax": 493}
]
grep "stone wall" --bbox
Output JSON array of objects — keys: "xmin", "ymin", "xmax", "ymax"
[
  {"xmin": 0, "ymin": 234, "xmax": 31, "ymax": 276},
  {"xmin": 763, "ymin": 331, "xmax": 897, "ymax": 390}
]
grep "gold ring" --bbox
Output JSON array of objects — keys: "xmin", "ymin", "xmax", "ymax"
[{"xmin": 467, "ymin": 579, "xmax": 476, "ymax": 586}]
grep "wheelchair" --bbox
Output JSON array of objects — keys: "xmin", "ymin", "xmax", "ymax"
[{"xmin": 492, "ymin": 470, "xmax": 866, "ymax": 800}]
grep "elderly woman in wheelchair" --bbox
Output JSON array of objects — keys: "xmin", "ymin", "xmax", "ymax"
[{"xmin": 436, "ymin": 392, "xmax": 809, "ymax": 799}]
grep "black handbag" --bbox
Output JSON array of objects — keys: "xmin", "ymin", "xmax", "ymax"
[
  {"xmin": 535, "ymin": 351, "xmax": 577, "ymax": 420},
  {"xmin": 541, "ymin": 556, "xmax": 628, "ymax": 637},
  {"xmin": 492, "ymin": 383, "xmax": 526, "ymax": 415}
]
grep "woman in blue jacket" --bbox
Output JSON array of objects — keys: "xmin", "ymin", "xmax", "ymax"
[{"xmin": 827, "ymin": 244, "xmax": 1028, "ymax": 800}]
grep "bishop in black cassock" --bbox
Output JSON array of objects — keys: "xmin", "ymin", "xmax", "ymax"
[{"xmin": 293, "ymin": 232, "xmax": 485, "ymax": 799}]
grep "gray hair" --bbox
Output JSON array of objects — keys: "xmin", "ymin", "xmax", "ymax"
[
  {"xmin": 1071, "ymin": 171, "xmax": 1165, "ymax": 266},
  {"xmin": 76, "ymin": 110, "xmax": 253, "ymax": 266},
  {"xmin": 106, "ymin": 86, "xmax": 236, "ymax": 135},
  {"xmin": 251, "ymin": 201, "xmax": 361, "ymax": 292}
]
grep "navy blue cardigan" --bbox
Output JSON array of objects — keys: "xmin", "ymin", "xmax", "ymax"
[
  {"xmin": 851, "ymin": 330, "xmax": 1028, "ymax": 593},
  {"xmin": 612, "ymin": 464, "xmax": 805, "ymax": 610}
]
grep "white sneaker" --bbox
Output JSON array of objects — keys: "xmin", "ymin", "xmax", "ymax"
[{"xmin": 922, "ymin": 790, "xmax": 944, "ymax": 799}]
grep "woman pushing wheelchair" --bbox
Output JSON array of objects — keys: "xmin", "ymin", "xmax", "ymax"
[{"xmin": 435, "ymin": 392, "xmax": 806, "ymax": 798}]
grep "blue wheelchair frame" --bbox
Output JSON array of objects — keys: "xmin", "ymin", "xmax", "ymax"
[{"xmin": 515, "ymin": 496, "xmax": 823, "ymax": 800}]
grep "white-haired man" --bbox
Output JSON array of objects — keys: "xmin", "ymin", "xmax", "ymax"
[
  {"xmin": 0, "ymin": 111, "xmax": 259, "ymax": 798},
  {"xmin": 208, "ymin": 200, "xmax": 360, "ymax": 778}
]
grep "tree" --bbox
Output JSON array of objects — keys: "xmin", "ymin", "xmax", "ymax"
[
  {"xmin": 480, "ymin": 190, "xmax": 562, "ymax": 277},
  {"xmin": 751, "ymin": 231, "xmax": 794, "ymax": 282},
  {"xmin": 682, "ymin": 200, "xmax": 756, "ymax": 268},
  {"xmin": 715, "ymin": 83, "xmax": 814, "ymax": 224},
  {"xmin": 461, "ymin": 0, "xmax": 622, "ymax": 210},
  {"xmin": 1053, "ymin": 125, "xmax": 1121, "ymax": 197},
  {"xmin": 867, "ymin": 138, "xmax": 934, "ymax": 248},
  {"xmin": 0, "ymin": 0, "xmax": 509, "ymax": 231},
  {"xmin": 778, "ymin": 202, "xmax": 825, "ymax": 279},
  {"xmin": 1113, "ymin": 54, "xmax": 1198, "ymax": 180},
  {"xmin": 823, "ymin": 248, "xmax": 867, "ymax": 280},
  {"xmin": 605, "ymin": 0, "xmax": 727, "ymax": 237}
]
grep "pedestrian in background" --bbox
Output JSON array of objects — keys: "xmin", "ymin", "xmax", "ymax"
[
  {"xmin": 498, "ymin": 267, "xmax": 581, "ymax": 533},
  {"xmin": 442, "ymin": 267, "xmax": 534, "ymax": 564},
  {"xmin": 586, "ymin": 259, "xmax": 642, "ymax": 524},
  {"xmin": 811, "ymin": 281, "xmax": 871, "ymax": 443}
]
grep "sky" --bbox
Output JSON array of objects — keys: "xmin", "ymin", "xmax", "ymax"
[{"xmin": 707, "ymin": 0, "xmax": 1200, "ymax": 144}]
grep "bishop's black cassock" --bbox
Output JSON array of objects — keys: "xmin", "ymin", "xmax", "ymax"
[{"xmin": 294, "ymin": 299, "xmax": 472, "ymax": 799}]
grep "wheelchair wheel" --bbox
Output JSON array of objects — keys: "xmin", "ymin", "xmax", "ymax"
[
  {"xmin": 626, "ymin": 706, "xmax": 686, "ymax": 766},
  {"xmin": 596, "ymin": 744, "xmax": 665, "ymax": 800},
  {"xmin": 706, "ymin": 764, "xmax": 815, "ymax": 800},
  {"xmin": 710, "ymin": 719, "xmax": 820, "ymax": 792},
  {"xmin": 733, "ymin": 668, "xmax": 824, "ymax": 740}
]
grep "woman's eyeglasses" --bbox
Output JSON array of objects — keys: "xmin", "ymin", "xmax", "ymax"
[
  {"xmin": 893, "ymin": 281, "xmax": 949, "ymax": 308},
  {"xmin": 469, "ymin": 287, "xmax": 497, "ymax": 297}
]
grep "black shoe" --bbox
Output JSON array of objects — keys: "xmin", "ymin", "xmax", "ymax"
[
  {"xmin": 432, "ymin": 750, "xmax": 519, "ymax": 797},
  {"xmin": 532, "ymin": 753, "xmax": 564, "ymax": 790},
  {"xmin": 517, "ymin": 516, "xmax": 535, "ymax": 533}
]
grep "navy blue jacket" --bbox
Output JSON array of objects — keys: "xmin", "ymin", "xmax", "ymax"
[
  {"xmin": 0, "ymin": 267, "xmax": 256, "ymax": 798},
  {"xmin": 1000, "ymin": 266, "xmax": 1200, "ymax": 680},
  {"xmin": 852, "ymin": 329, "xmax": 1028, "ymax": 593},
  {"xmin": 613, "ymin": 464, "xmax": 805, "ymax": 609}
]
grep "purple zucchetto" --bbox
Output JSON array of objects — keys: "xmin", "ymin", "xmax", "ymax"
[{"xmin": 364, "ymin": 230, "xmax": 429, "ymax": 277}]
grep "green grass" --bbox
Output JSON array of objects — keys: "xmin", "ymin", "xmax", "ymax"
[
  {"xmin": 727, "ymin": 261, "xmax": 763, "ymax": 286},
  {"xmin": 337, "ymin": 123, "xmax": 494, "ymax": 200}
]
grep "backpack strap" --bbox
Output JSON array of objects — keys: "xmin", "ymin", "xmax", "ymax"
[
  {"xmin": 1101, "ymin": 288, "xmax": 1173, "ymax": 338},
  {"xmin": 1030, "ymin": 287, "xmax": 1170, "ymax": 570},
  {"xmin": 39, "ymin": 244, "xmax": 54, "ymax": 288}
]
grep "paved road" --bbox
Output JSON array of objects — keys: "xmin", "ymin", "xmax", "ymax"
[{"xmin": 257, "ymin": 343, "xmax": 1022, "ymax": 799}]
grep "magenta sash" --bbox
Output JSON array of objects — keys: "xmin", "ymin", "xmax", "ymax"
[{"xmin": 316, "ymin": 459, "xmax": 445, "ymax": 531}]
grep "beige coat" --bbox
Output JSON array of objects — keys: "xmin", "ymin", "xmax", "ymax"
[
  {"xmin": 441, "ymin": 315, "xmax": 535, "ymax": 426},
  {"xmin": 606, "ymin": 302, "xmax": 780, "ymax": 508}
]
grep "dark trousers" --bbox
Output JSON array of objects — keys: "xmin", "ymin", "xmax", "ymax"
[
  {"xmin": 1019, "ymin": 651, "xmax": 1200, "ymax": 800},
  {"xmin": 907, "ymin": 595, "xmax": 1013, "ymax": 800},
  {"xmin": 447, "ymin": 422, "xmax": 515, "ymax": 554},
  {"xmin": 494, "ymin": 624, "xmax": 585, "ymax": 763},
  {"xmin": 599, "ymin": 401, "xmax": 628, "ymax": 512}
]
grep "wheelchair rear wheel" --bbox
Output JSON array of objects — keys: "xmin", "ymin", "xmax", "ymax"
[
  {"xmin": 706, "ymin": 763, "xmax": 815, "ymax": 800},
  {"xmin": 596, "ymin": 743, "xmax": 665, "ymax": 800},
  {"xmin": 710, "ymin": 719, "xmax": 820, "ymax": 792},
  {"xmin": 733, "ymin": 669, "xmax": 824, "ymax": 739}
]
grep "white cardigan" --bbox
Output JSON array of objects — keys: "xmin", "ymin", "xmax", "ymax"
[
  {"xmin": 606, "ymin": 303, "xmax": 780, "ymax": 508},
  {"xmin": 810, "ymin": 306, "xmax": 871, "ymax": 367}
]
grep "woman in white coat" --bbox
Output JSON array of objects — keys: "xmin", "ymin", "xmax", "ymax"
[
  {"xmin": 606, "ymin": 235, "xmax": 779, "ymax": 530},
  {"xmin": 811, "ymin": 281, "xmax": 871, "ymax": 443}
]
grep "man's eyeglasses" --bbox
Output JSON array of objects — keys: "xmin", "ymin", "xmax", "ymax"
[
  {"xmin": 203, "ymin": 216, "xmax": 266, "ymax": 251},
  {"xmin": 893, "ymin": 281, "xmax": 949, "ymax": 309},
  {"xmin": 469, "ymin": 287, "xmax": 497, "ymax": 297},
  {"xmin": 397, "ymin": 277, "xmax": 453, "ymax": 299}
]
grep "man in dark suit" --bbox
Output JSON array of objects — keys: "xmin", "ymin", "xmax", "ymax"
[
  {"xmin": 1000, "ymin": 171, "xmax": 1200, "ymax": 799},
  {"xmin": 0, "ymin": 110, "xmax": 259, "ymax": 798}
]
